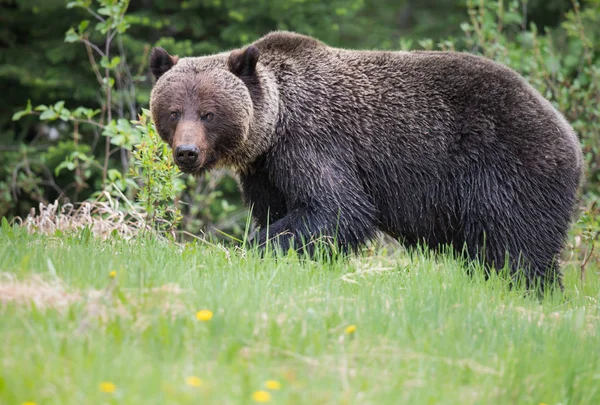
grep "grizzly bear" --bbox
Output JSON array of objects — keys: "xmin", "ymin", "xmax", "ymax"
[{"xmin": 149, "ymin": 31, "xmax": 584, "ymax": 290}]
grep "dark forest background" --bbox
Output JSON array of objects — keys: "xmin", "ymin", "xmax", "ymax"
[{"xmin": 1, "ymin": 0, "xmax": 599, "ymax": 240}]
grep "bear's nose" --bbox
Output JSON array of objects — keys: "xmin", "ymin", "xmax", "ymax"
[{"xmin": 175, "ymin": 145, "xmax": 200, "ymax": 166}]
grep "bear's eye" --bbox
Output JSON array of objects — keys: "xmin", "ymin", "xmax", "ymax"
[
  {"xmin": 170, "ymin": 111, "xmax": 180, "ymax": 120},
  {"xmin": 201, "ymin": 112, "xmax": 214, "ymax": 122}
]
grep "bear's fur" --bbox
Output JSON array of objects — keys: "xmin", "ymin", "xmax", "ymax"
[{"xmin": 149, "ymin": 31, "xmax": 584, "ymax": 290}]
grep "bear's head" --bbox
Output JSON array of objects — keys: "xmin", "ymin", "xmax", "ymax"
[{"xmin": 148, "ymin": 45, "xmax": 277, "ymax": 174}]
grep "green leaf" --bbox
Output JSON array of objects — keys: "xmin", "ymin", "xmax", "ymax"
[
  {"xmin": 12, "ymin": 100, "xmax": 33, "ymax": 121},
  {"xmin": 55, "ymin": 160, "xmax": 74, "ymax": 176},
  {"xmin": 108, "ymin": 169, "xmax": 122, "ymax": 182},
  {"xmin": 228, "ymin": 10, "xmax": 245, "ymax": 22},
  {"xmin": 12, "ymin": 110, "xmax": 29, "ymax": 121},
  {"xmin": 65, "ymin": 27, "xmax": 80, "ymax": 43},
  {"xmin": 116, "ymin": 118, "xmax": 131, "ymax": 133},
  {"xmin": 102, "ymin": 121, "xmax": 118, "ymax": 138},
  {"xmin": 97, "ymin": 7, "xmax": 111, "ymax": 16},
  {"xmin": 87, "ymin": 109, "xmax": 101, "ymax": 120},
  {"xmin": 67, "ymin": 0, "xmax": 91, "ymax": 9},
  {"xmin": 73, "ymin": 152, "xmax": 93, "ymax": 163},
  {"xmin": 110, "ymin": 134, "xmax": 126, "ymax": 146},
  {"xmin": 95, "ymin": 21, "xmax": 109, "ymax": 34},
  {"xmin": 54, "ymin": 101, "xmax": 65, "ymax": 112},
  {"xmin": 39, "ymin": 109, "xmax": 58, "ymax": 121},
  {"xmin": 117, "ymin": 22, "xmax": 130, "ymax": 34},
  {"xmin": 78, "ymin": 20, "xmax": 90, "ymax": 33},
  {"xmin": 73, "ymin": 107, "xmax": 100, "ymax": 120},
  {"xmin": 72, "ymin": 106, "xmax": 88, "ymax": 118},
  {"xmin": 109, "ymin": 56, "xmax": 121, "ymax": 69},
  {"xmin": 101, "ymin": 56, "xmax": 122, "ymax": 70},
  {"xmin": 102, "ymin": 77, "xmax": 115, "ymax": 89},
  {"xmin": 60, "ymin": 109, "xmax": 71, "ymax": 122}
]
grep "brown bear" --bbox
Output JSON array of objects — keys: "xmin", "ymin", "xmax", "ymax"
[{"xmin": 149, "ymin": 31, "xmax": 584, "ymax": 291}]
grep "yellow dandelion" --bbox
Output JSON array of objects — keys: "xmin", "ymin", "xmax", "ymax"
[
  {"xmin": 21, "ymin": 402, "xmax": 37, "ymax": 405},
  {"xmin": 99, "ymin": 381, "xmax": 116, "ymax": 393},
  {"xmin": 345, "ymin": 324, "xmax": 357, "ymax": 335},
  {"xmin": 109, "ymin": 270, "xmax": 117, "ymax": 278},
  {"xmin": 264, "ymin": 380, "xmax": 282, "ymax": 390},
  {"xmin": 185, "ymin": 376, "xmax": 203, "ymax": 387},
  {"xmin": 252, "ymin": 390, "xmax": 271, "ymax": 402},
  {"xmin": 196, "ymin": 309, "xmax": 213, "ymax": 321}
]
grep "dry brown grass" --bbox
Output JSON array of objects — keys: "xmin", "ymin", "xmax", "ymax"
[
  {"xmin": 12, "ymin": 193, "xmax": 150, "ymax": 240},
  {"xmin": 0, "ymin": 272, "xmax": 80, "ymax": 311},
  {"xmin": 0, "ymin": 272, "xmax": 191, "ymax": 333}
]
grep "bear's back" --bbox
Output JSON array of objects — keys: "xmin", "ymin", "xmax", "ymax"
[{"xmin": 253, "ymin": 31, "xmax": 582, "ymax": 178}]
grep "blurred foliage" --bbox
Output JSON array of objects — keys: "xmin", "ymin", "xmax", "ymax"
[{"xmin": 1, "ymin": 0, "xmax": 599, "ymax": 243}]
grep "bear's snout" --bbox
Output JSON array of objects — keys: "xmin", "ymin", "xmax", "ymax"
[
  {"xmin": 172, "ymin": 121, "xmax": 210, "ymax": 171},
  {"xmin": 175, "ymin": 145, "xmax": 200, "ymax": 168}
]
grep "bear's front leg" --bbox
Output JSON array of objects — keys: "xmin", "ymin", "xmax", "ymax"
[
  {"xmin": 253, "ymin": 202, "xmax": 375, "ymax": 256},
  {"xmin": 248, "ymin": 145, "xmax": 378, "ymax": 257},
  {"xmin": 251, "ymin": 205, "xmax": 332, "ymax": 254}
]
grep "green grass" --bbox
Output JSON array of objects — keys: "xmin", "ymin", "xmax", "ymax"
[{"xmin": 1, "ymin": 225, "xmax": 599, "ymax": 405}]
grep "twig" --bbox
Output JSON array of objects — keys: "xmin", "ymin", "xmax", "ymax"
[
  {"xmin": 118, "ymin": 36, "xmax": 138, "ymax": 120},
  {"xmin": 83, "ymin": 37, "xmax": 105, "ymax": 87},
  {"xmin": 86, "ymin": 7, "xmax": 106, "ymax": 23},
  {"xmin": 81, "ymin": 37, "xmax": 105, "ymax": 57},
  {"xmin": 102, "ymin": 27, "xmax": 114, "ymax": 185},
  {"xmin": 580, "ymin": 231, "xmax": 599, "ymax": 281}
]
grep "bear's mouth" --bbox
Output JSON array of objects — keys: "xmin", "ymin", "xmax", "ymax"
[{"xmin": 176, "ymin": 155, "xmax": 218, "ymax": 175}]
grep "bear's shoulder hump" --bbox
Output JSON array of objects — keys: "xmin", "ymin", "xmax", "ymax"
[{"xmin": 254, "ymin": 31, "xmax": 326, "ymax": 54}]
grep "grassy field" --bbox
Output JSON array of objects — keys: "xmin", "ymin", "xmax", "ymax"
[{"xmin": 1, "ymin": 224, "xmax": 599, "ymax": 405}]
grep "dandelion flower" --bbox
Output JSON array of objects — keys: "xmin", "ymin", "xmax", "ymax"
[
  {"xmin": 345, "ymin": 324, "xmax": 357, "ymax": 335},
  {"xmin": 21, "ymin": 402, "xmax": 36, "ymax": 405},
  {"xmin": 99, "ymin": 381, "xmax": 116, "ymax": 393},
  {"xmin": 264, "ymin": 380, "xmax": 281, "ymax": 390},
  {"xmin": 109, "ymin": 270, "xmax": 117, "ymax": 278},
  {"xmin": 252, "ymin": 390, "xmax": 271, "ymax": 402},
  {"xmin": 196, "ymin": 309, "xmax": 213, "ymax": 321},
  {"xmin": 185, "ymin": 376, "xmax": 203, "ymax": 387}
]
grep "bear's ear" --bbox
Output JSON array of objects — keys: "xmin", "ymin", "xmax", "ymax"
[
  {"xmin": 227, "ymin": 45, "xmax": 259, "ymax": 77},
  {"xmin": 150, "ymin": 47, "xmax": 179, "ymax": 81}
]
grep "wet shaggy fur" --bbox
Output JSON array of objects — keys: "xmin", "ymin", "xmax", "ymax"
[{"xmin": 149, "ymin": 31, "xmax": 584, "ymax": 290}]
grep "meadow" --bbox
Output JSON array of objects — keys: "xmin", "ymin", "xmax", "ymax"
[{"xmin": 1, "ymin": 222, "xmax": 599, "ymax": 405}]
